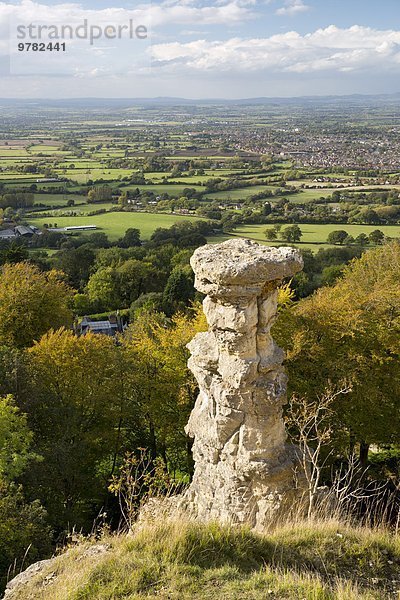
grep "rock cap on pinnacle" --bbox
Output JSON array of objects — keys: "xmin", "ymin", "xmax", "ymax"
[{"xmin": 190, "ymin": 238, "xmax": 303, "ymax": 296}]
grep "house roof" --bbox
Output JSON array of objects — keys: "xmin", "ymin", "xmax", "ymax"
[
  {"xmin": 80, "ymin": 319, "xmax": 120, "ymax": 336},
  {"xmin": 85, "ymin": 321, "xmax": 118, "ymax": 331},
  {"xmin": 0, "ymin": 229, "xmax": 16, "ymax": 238},
  {"xmin": 15, "ymin": 225, "xmax": 35, "ymax": 236}
]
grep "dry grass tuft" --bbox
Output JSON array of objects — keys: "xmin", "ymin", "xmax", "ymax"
[{"xmin": 6, "ymin": 516, "xmax": 400, "ymax": 600}]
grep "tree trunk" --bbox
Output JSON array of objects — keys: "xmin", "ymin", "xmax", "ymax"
[
  {"xmin": 359, "ymin": 441, "xmax": 370, "ymax": 466},
  {"xmin": 349, "ymin": 430, "xmax": 356, "ymax": 456},
  {"xmin": 148, "ymin": 416, "xmax": 157, "ymax": 460},
  {"xmin": 159, "ymin": 442, "xmax": 167, "ymax": 467}
]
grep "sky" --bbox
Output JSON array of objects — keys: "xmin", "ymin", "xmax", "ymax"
[{"xmin": 1, "ymin": 0, "xmax": 400, "ymax": 98}]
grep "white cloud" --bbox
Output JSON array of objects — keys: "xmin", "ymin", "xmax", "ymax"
[
  {"xmin": 1, "ymin": 2, "xmax": 399, "ymax": 98},
  {"xmin": 276, "ymin": 0, "xmax": 310, "ymax": 17},
  {"xmin": 0, "ymin": 0, "xmax": 255, "ymax": 78},
  {"xmin": 0, "ymin": 0, "xmax": 255, "ymax": 46},
  {"xmin": 151, "ymin": 1, "xmax": 254, "ymax": 26},
  {"xmin": 151, "ymin": 25, "xmax": 400, "ymax": 74}
]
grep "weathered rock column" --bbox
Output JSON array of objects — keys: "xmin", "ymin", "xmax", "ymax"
[{"xmin": 183, "ymin": 238, "xmax": 304, "ymax": 529}]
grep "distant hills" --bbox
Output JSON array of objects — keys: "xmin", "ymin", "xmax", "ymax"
[{"xmin": 1, "ymin": 93, "xmax": 400, "ymax": 108}]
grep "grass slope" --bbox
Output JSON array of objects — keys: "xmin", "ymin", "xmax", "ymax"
[{"xmin": 8, "ymin": 520, "xmax": 399, "ymax": 600}]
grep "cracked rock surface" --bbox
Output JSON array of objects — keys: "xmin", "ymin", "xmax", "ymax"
[{"xmin": 182, "ymin": 238, "xmax": 304, "ymax": 529}]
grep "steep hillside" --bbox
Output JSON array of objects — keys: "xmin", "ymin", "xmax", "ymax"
[{"xmin": 4, "ymin": 519, "xmax": 400, "ymax": 600}]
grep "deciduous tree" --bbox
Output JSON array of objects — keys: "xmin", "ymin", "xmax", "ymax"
[
  {"xmin": 0, "ymin": 395, "xmax": 37, "ymax": 482},
  {"xmin": 23, "ymin": 329, "xmax": 137, "ymax": 528},
  {"xmin": 274, "ymin": 242, "xmax": 400, "ymax": 460},
  {"xmin": 281, "ymin": 224, "xmax": 302, "ymax": 243},
  {"xmin": 0, "ymin": 262, "xmax": 73, "ymax": 348}
]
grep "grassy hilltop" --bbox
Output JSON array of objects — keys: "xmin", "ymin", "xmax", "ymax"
[{"xmin": 6, "ymin": 518, "xmax": 400, "ymax": 600}]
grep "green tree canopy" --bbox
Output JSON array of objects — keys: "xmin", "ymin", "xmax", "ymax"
[
  {"xmin": 0, "ymin": 262, "xmax": 74, "ymax": 348},
  {"xmin": 123, "ymin": 307, "xmax": 205, "ymax": 474},
  {"xmin": 87, "ymin": 266, "xmax": 119, "ymax": 311},
  {"xmin": 23, "ymin": 329, "xmax": 135, "ymax": 528},
  {"xmin": 369, "ymin": 230, "xmax": 385, "ymax": 245},
  {"xmin": 264, "ymin": 227, "xmax": 278, "ymax": 241},
  {"xmin": 281, "ymin": 224, "xmax": 302, "ymax": 243},
  {"xmin": 163, "ymin": 266, "xmax": 195, "ymax": 315},
  {"xmin": 274, "ymin": 241, "xmax": 400, "ymax": 456},
  {"xmin": 0, "ymin": 482, "xmax": 51, "ymax": 593},
  {"xmin": 327, "ymin": 230, "xmax": 349, "ymax": 245},
  {"xmin": 0, "ymin": 395, "xmax": 37, "ymax": 482},
  {"xmin": 119, "ymin": 228, "xmax": 141, "ymax": 248}
]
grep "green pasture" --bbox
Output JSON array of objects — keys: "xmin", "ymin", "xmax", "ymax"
[
  {"xmin": 27, "ymin": 211, "xmax": 202, "ymax": 241},
  {"xmin": 0, "ymin": 173, "xmax": 35, "ymax": 180},
  {"xmin": 203, "ymin": 168, "xmax": 242, "ymax": 174},
  {"xmin": 0, "ymin": 148, "xmax": 29, "ymax": 157},
  {"xmin": 125, "ymin": 183, "xmax": 203, "ymax": 195},
  {"xmin": 33, "ymin": 194, "xmax": 87, "ymax": 207},
  {"xmin": 59, "ymin": 168, "xmax": 132, "ymax": 183},
  {"xmin": 0, "ymin": 157, "xmax": 32, "ymax": 164},
  {"xmin": 168, "ymin": 172, "xmax": 251, "ymax": 184},
  {"xmin": 222, "ymin": 223, "xmax": 400, "ymax": 246},
  {"xmin": 28, "ymin": 145, "xmax": 61, "ymax": 152},
  {"xmin": 58, "ymin": 161, "xmax": 105, "ymax": 169},
  {"xmin": 166, "ymin": 176, "xmax": 210, "ymax": 184},
  {"xmin": 241, "ymin": 171, "xmax": 281, "ymax": 180},
  {"xmin": 94, "ymin": 150, "xmax": 126, "ymax": 157},
  {"xmin": 203, "ymin": 185, "xmax": 276, "ymax": 201},
  {"xmin": 143, "ymin": 172, "xmax": 170, "ymax": 181},
  {"xmin": 287, "ymin": 188, "xmax": 340, "ymax": 202},
  {"xmin": 32, "ymin": 201, "xmax": 114, "ymax": 215}
]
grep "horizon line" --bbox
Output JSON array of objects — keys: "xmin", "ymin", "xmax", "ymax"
[{"xmin": 1, "ymin": 92, "xmax": 400, "ymax": 103}]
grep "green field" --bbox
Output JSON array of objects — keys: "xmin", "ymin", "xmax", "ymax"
[
  {"xmin": 28, "ymin": 145, "xmax": 61, "ymax": 152},
  {"xmin": 288, "ymin": 188, "xmax": 339, "ymax": 202},
  {"xmin": 57, "ymin": 161, "xmax": 104, "ymax": 169},
  {"xmin": 31, "ymin": 202, "xmax": 115, "ymax": 215},
  {"xmin": 0, "ymin": 173, "xmax": 37, "ymax": 180},
  {"xmin": 168, "ymin": 175, "xmax": 217, "ymax": 184},
  {"xmin": 128, "ymin": 183, "xmax": 203, "ymax": 195},
  {"xmin": 57, "ymin": 168, "xmax": 132, "ymax": 183},
  {"xmin": 203, "ymin": 185, "xmax": 276, "ymax": 201},
  {"xmin": 210, "ymin": 223, "xmax": 400, "ymax": 249},
  {"xmin": 204, "ymin": 185, "xmax": 397, "ymax": 205},
  {"xmin": 0, "ymin": 148, "xmax": 29, "ymax": 157},
  {"xmin": 33, "ymin": 194, "xmax": 86, "ymax": 207},
  {"xmin": 3, "ymin": 117, "xmax": 400, "ymax": 254},
  {"xmin": 28, "ymin": 212, "xmax": 202, "ymax": 241}
]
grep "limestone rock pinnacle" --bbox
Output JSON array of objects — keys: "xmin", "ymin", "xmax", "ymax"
[{"xmin": 183, "ymin": 238, "xmax": 304, "ymax": 529}]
